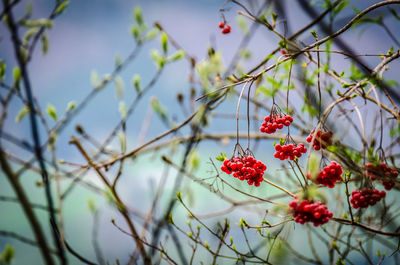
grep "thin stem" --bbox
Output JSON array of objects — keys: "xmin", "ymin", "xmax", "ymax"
[
  {"xmin": 236, "ymin": 81, "xmax": 249, "ymax": 145},
  {"xmin": 263, "ymin": 178, "xmax": 295, "ymax": 198}
]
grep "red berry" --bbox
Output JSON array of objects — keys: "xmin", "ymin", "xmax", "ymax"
[
  {"xmin": 314, "ymin": 161, "xmax": 343, "ymax": 188},
  {"xmin": 306, "ymin": 130, "xmax": 333, "ymax": 150},
  {"xmin": 366, "ymin": 162, "xmax": 398, "ymax": 190},
  {"xmin": 220, "ymin": 156, "xmax": 266, "ymax": 187},
  {"xmin": 289, "ymin": 199, "xmax": 332, "ymax": 226},
  {"xmin": 350, "ymin": 188, "xmax": 386, "ymax": 209},
  {"xmin": 218, "ymin": 21, "xmax": 225, "ymax": 28},
  {"xmin": 221, "ymin": 25, "xmax": 231, "ymax": 34}
]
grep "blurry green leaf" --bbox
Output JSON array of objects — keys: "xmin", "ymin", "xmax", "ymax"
[
  {"xmin": 146, "ymin": 28, "xmax": 159, "ymax": 40},
  {"xmin": 333, "ymin": 0, "xmax": 349, "ymax": 16},
  {"xmin": 48, "ymin": 131, "xmax": 57, "ymax": 150},
  {"xmin": 15, "ymin": 106, "xmax": 30, "ymax": 123},
  {"xmin": 13, "ymin": 67, "xmax": 21, "ymax": 87},
  {"xmin": 87, "ymin": 197, "xmax": 96, "ymax": 213},
  {"xmin": 91, "ymin": 70, "xmax": 100, "ymax": 88},
  {"xmin": 132, "ymin": 74, "xmax": 141, "ymax": 93},
  {"xmin": 23, "ymin": 28, "xmax": 38, "ymax": 45},
  {"xmin": 239, "ymin": 48, "xmax": 251, "ymax": 59},
  {"xmin": 131, "ymin": 25, "xmax": 139, "ymax": 40},
  {"xmin": 168, "ymin": 49, "xmax": 185, "ymax": 61},
  {"xmin": 66, "ymin": 101, "xmax": 76, "ymax": 111},
  {"xmin": 25, "ymin": 2, "xmax": 33, "ymax": 17},
  {"xmin": 134, "ymin": 7, "xmax": 143, "ymax": 25},
  {"xmin": 114, "ymin": 75, "xmax": 124, "ymax": 99},
  {"xmin": 41, "ymin": 33, "xmax": 49, "ymax": 55},
  {"xmin": 307, "ymin": 153, "xmax": 321, "ymax": 181},
  {"xmin": 236, "ymin": 16, "xmax": 249, "ymax": 34},
  {"xmin": 188, "ymin": 150, "xmax": 200, "ymax": 171},
  {"xmin": 119, "ymin": 101, "xmax": 127, "ymax": 119},
  {"xmin": 151, "ymin": 97, "xmax": 167, "ymax": 120},
  {"xmin": 117, "ymin": 131, "xmax": 126, "ymax": 152},
  {"xmin": 0, "ymin": 60, "xmax": 6, "ymax": 81},
  {"xmin": 216, "ymin": 152, "xmax": 227, "ymax": 162},
  {"xmin": 21, "ymin": 18, "xmax": 53, "ymax": 28},
  {"xmin": 55, "ymin": 1, "xmax": 69, "ymax": 15},
  {"xmin": 0, "ymin": 244, "xmax": 15, "ymax": 265},
  {"xmin": 115, "ymin": 53, "xmax": 122, "ymax": 67},
  {"xmin": 160, "ymin": 32, "xmax": 168, "ymax": 53},
  {"xmin": 46, "ymin": 103, "xmax": 57, "ymax": 121}
]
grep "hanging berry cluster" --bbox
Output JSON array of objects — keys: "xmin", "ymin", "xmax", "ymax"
[
  {"xmin": 289, "ymin": 199, "xmax": 333, "ymax": 226},
  {"xmin": 350, "ymin": 188, "xmax": 386, "ymax": 209},
  {"xmin": 260, "ymin": 114, "xmax": 293, "ymax": 134},
  {"xmin": 306, "ymin": 130, "xmax": 333, "ymax": 150},
  {"xmin": 274, "ymin": 143, "xmax": 307, "ymax": 160},
  {"xmin": 314, "ymin": 161, "xmax": 343, "ymax": 188},
  {"xmin": 221, "ymin": 156, "xmax": 266, "ymax": 187},
  {"xmin": 218, "ymin": 21, "xmax": 231, "ymax": 34},
  {"xmin": 365, "ymin": 162, "xmax": 398, "ymax": 190}
]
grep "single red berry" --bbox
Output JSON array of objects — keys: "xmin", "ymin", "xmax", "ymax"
[
  {"xmin": 222, "ymin": 25, "xmax": 231, "ymax": 34},
  {"xmin": 218, "ymin": 21, "xmax": 225, "ymax": 28}
]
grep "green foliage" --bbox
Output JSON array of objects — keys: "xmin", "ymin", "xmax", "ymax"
[
  {"xmin": 216, "ymin": 152, "xmax": 227, "ymax": 162},
  {"xmin": 15, "ymin": 106, "xmax": 30, "ymax": 123},
  {"xmin": 160, "ymin": 32, "xmax": 168, "ymax": 54},
  {"xmin": 236, "ymin": 16, "xmax": 249, "ymax": 34},
  {"xmin": 46, "ymin": 103, "xmax": 58, "ymax": 121},
  {"xmin": 66, "ymin": 100, "xmax": 76, "ymax": 112},
  {"xmin": 151, "ymin": 97, "xmax": 168, "ymax": 121},
  {"xmin": 114, "ymin": 75, "xmax": 125, "ymax": 100},
  {"xmin": 119, "ymin": 101, "xmax": 127, "ymax": 119},
  {"xmin": 132, "ymin": 74, "xmax": 141, "ymax": 93},
  {"xmin": 55, "ymin": 1, "xmax": 69, "ymax": 15},
  {"xmin": 41, "ymin": 33, "xmax": 49, "ymax": 55},
  {"xmin": 0, "ymin": 60, "xmax": 5, "ymax": 81},
  {"xmin": 13, "ymin": 67, "xmax": 21, "ymax": 87},
  {"xmin": 0, "ymin": 244, "xmax": 15, "ymax": 265}
]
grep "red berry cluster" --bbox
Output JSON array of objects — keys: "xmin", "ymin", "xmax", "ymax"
[
  {"xmin": 350, "ymin": 188, "xmax": 386, "ymax": 209},
  {"xmin": 218, "ymin": 22, "xmax": 231, "ymax": 34},
  {"xmin": 289, "ymin": 199, "xmax": 333, "ymax": 226},
  {"xmin": 315, "ymin": 161, "xmax": 343, "ymax": 188},
  {"xmin": 221, "ymin": 156, "xmax": 266, "ymax": 187},
  {"xmin": 306, "ymin": 130, "xmax": 333, "ymax": 150},
  {"xmin": 274, "ymin": 143, "xmax": 307, "ymax": 160},
  {"xmin": 365, "ymin": 162, "xmax": 398, "ymax": 190},
  {"xmin": 260, "ymin": 115, "xmax": 293, "ymax": 134}
]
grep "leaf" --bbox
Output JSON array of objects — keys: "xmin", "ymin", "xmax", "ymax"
[
  {"xmin": 46, "ymin": 103, "xmax": 57, "ymax": 121},
  {"xmin": 55, "ymin": 0, "xmax": 69, "ymax": 15},
  {"xmin": 132, "ymin": 74, "xmax": 141, "ymax": 93},
  {"xmin": 216, "ymin": 152, "xmax": 227, "ymax": 162},
  {"xmin": 115, "ymin": 53, "xmax": 122, "ymax": 67},
  {"xmin": 41, "ymin": 33, "xmax": 49, "ymax": 55},
  {"xmin": 150, "ymin": 97, "xmax": 167, "ymax": 121},
  {"xmin": 134, "ymin": 7, "xmax": 143, "ymax": 25},
  {"xmin": 87, "ymin": 197, "xmax": 96, "ymax": 213},
  {"xmin": 145, "ymin": 28, "xmax": 159, "ymax": 40},
  {"xmin": 0, "ymin": 60, "xmax": 6, "ymax": 81},
  {"xmin": 91, "ymin": 70, "xmax": 100, "ymax": 88},
  {"xmin": 15, "ymin": 106, "xmax": 30, "ymax": 123},
  {"xmin": 236, "ymin": 16, "xmax": 249, "ymax": 34},
  {"xmin": 333, "ymin": 1, "xmax": 349, "ymax": 16},
  {"xmin": 13, "ymin": 67, "xmax": 21, "ymax": 87},
  {"xmin": 117, "ymin": 131, "xmax": 126, "ymax": 152},
  {"xmin": 66, "ymin": 101, "xmax": 76, "ymax": 111},
  {"xmin": 0, "ymin": 244, "xmax": 15, "ymax": 264},
  {"xmin": 119, "ymin": 101, "xmax": 127, "ymax": 119},
  {"xmin": 168, "ymin": 49, "xmax": 184, "ymax": 61},
  {"xmin": 188, "ymin": 150, "xmax": 200, "ymax": 171},
  {"xmin": 160, "ymin": 32, "xmax": 168, "ymax": 54},
  {"xmin": 114, "ymin": 75, "xmax": 124, "ymax": 100}
]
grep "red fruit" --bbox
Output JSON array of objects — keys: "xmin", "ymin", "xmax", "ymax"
[
  {"xmin": 218, "ymin": 21, "xmax": 225, "ymax": 28},
  {"xmin": 350, "ymin": 188, "xmax": 386, "ymax": 209},
  {"xmin": 221, "ymin": 25, "xmax": 231, "ymax": 34},
  {"xmin": 260, "ymin": 114, "xmax": 293, "ymax": 134},
  {"xmin": 220, "ymin": 156, "xmax": 266, "ymax": 187},
  {"xmin": 289, "ymin": 199, "xmax": 333, "ymax": 226},
  {"xmin": 274, "ymin": 143, "xmax": 307, "ymax": 161},
  {"xmin": 314, "ymin": 161, "xmax": 343, "ymax": 188},
  {"xmin": 365, "ymin": 162, "xmax": 398, "ymax": 190},
  {"xmin": 306, "ymin": 130, "xmax": 333, "ymax": 150}
]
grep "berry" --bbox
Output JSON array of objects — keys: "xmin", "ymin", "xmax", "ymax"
[
  {"xmin": 218, "ymin": 21, "xmax": 225, "ymax": 28},
  {"xmin": 306, "ymin": 130, "xmax": 333, "ymax": 150},
  {"xmin": 260, "ymin": 114, "xmax": 293, "ymax": 134},
  {"xmin": 289, "ymin": 199, "xmax": 333, "ymax": 226},
  {"xmin": 314, "ymin": 161, "xmax": 343, "ymax": 188},
  {"xmin": 221, "ymin": 156, "xmax": 266, "ymax": 187},
  {"xmin": 274, "ymin": 143, "xmax": 307, "ymax": 160},
  {"xmin": 365, "ymin": 162, "xmax": 398, "ymax": 190},
  {"xmin": 350, "ymin": 188, "xmax": 386, "ymax": 209},
  {"xmin": 221, "ymin": 25, "xmax": 231, "ymax": 34}
]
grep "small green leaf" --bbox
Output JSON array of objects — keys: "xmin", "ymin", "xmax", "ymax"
[
  {"xmin": 134, "ymin": 7, "xmax": 143, "ymax": 25},
  {"xmin": 115, "ymin": 53, "xmax": 122, "ymax": 67},
  {"xmin": 91, "ymin": 70, "xmax": 100, "ymax": 88},
  {"xmin": 0, "ymin": 244, "xmax": 15, "ymax": 264},
  {"xmin": 66, "ymin": 101, "xmax": 76, "ymax": 111},
  {"xmin": 132, "ymin": 74, "xmax": 141, "ymax": 93},
  {"xmin": 145, "ymin": 28, "xmax": 159, "ymax": 40},
  {"xmin": 168, "ymin": 49, "xmax": 185, "ymax": 61},
  {"xmin": 55, "ymin": 1, "xmax": 69, "ymax": 15},
  {"xmin": 87, "ymin": 197, "xmax": 96, "ymax": 213},
  {"xmin": 41, "ymin": 33, "xmax": 49, "ymax": 55},
  {"xmin": 150, "ymin": 97, "xmax": 167, "ymax": 120},
  {"xmin": 131, "ymin": 25, "xmax": 140, "ymax": 40},
  {"xmin": 15, "ymin": 106, "xmax": 30, "ymax": 123},
  {"xmin": 160, "ymin": 32, "xmax": 168, "ymax": 54},
  {"xmin": 216, "ymin": 153, "xmax": 227, "ymax": 162},
  {"xmin": 0, "ymin": 60, "xmax": 6, "ymax": 81},
  {"xmin": 114, "ymin": 75, "xmax": 124, "ymax": 100},
  {"xmin": 119, "ymin": 101, "xmax": 127, "ymax": 119},
  {"xmin": 13, "ymin": 67, "xmax": 21, "ymax": 87},
  {"xmin": 46, "ymin": 103, "xmax": 57, "ymax": 121},
  {"xmin": 236, "ymin": 16, "xmax": 249, "ymax": 34}
]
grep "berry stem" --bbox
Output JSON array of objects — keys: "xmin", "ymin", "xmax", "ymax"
[
  {"xmin": 344, "ymin": 178, "xmax": 354, "ymax": 222},
  {"xmin": 236, "ymin": 81, "xmax": 249, "ymax": 146},
  {"xmin": 263, "ymin": 178, "xmax": 295, "ymax": 198}
]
